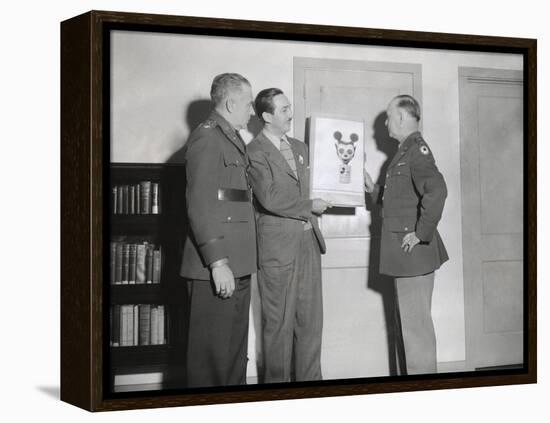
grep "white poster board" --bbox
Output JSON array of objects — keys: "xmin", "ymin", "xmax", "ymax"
[{"xmin": 309, "ymin": 114, "xmax": 366, "ymax": 207}]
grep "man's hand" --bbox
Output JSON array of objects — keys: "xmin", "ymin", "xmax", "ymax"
[
  {"xmin": 401, "ymin": 232, "xmax": 421, "ymax": 253},
  {"xmin": 312, "ymin": 198, "xmax": 333, "ymax": 215},
  {"xmin": 210, "ymin": 260, "xmax": 235, "ymax": 299},
  {"xmin": 363, "ymin": 164, "xmax": 375, "ymax": 193}
]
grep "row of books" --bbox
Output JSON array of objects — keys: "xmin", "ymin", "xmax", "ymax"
[
  {"xmin": 110, "ymin": 304, "xmax": 166, "ymax": 347},
  {"xmin": 110, "ymin": 241, "xmax": 162, "ymax": 285},
  {"xmin": 112, "ymin": 181, "xmax": 160, "ymax": 215}
]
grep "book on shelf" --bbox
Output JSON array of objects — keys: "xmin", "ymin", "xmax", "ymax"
[
  {"xmin": 116, "ymin": 185, "xmax": 123, "ymax": 214},
  {"xmin": 151, "ymin": 182, "xmax": 160, "ymax": 214},
  {"xmin": 140, "ymin": 181, "xmax": 151, "ymax": 215},
  {"xmin": 111, "ymin": 304, "xmax": 166, "ymax": 347},
  {"xmin": 158, "ymin": 305, "xmax": 165, "ymax": 345},
  {"xmin": 111, "ymin": 180, "xmax": 161, "ymax": 215},
  {"xmin": 122, "ymin": 185, "xmax": 129, "ymax": 214},
  {"xmin": 136, "ymin": 243, "xmax": 146, "ymax": 284},
  {"xmin": 128, "ymin": 244, "xmax": 137, "ymax": 284},
  {"xmin": 112, "ymin": 186, "xmax": 118, "ymax": 215},
  {"xmin": 110, "ymin": 242, "xmax": 117, "ymax": 285},
  {"xmin": 139, "ymin": 304, "xmax": 151, "ymax": 346},
  {"xmin": 115, "ymin": 243, "xmax": 123, "ymax": 284},
  {"xmin": 129, "ymin": 185, "xmax": 135, "ymax": 215},
  {"xmin": 122, "ymin": 243, "xmax": 130, "ymax": 284},
  {"xmin": 153, "ymin": 249, "xmax": 162, "ymax": 284},
  {"xmin": 110, "ymin": 240, "xmax": 161, "ymax": 285}
]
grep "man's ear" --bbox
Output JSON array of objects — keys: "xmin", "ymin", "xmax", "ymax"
[
  {"xmin": 225, "ymin": 97, "xmax": 234, "ymax": 113},
  {"xmin": 262, "ymin": 111, "xmax": 273, "ymax": 125}
]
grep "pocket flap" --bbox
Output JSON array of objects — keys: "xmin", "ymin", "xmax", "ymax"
[
  {"xmin": 223, "ymin": 153, "xmax": 244, "ymax": 167},
  {"xmin": 384, "ymin": 216, "xmax": 417, "ymax": 233}
]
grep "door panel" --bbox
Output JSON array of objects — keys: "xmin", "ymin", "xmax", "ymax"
[
  {"xmin": 458, "ymin": 67, "xmax": 523, "ymax": 369},
  {"xmin": 295, "ymin": 59, "xmax": 422, "ymax": 240}
]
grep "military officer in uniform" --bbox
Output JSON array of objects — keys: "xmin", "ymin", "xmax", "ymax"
[
  {"xmin": 364, "ymin": 94, "xmax": 448, "ymax": 375},
  {"xmin": 180, "ymin": 73, "xmax": 257, "ymax": 387},
  {"xmin": 247, "ymin": 88, "xmax": 331, "ymax": 383}
]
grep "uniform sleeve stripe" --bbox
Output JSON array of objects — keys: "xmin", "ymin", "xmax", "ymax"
[{"xmin": 198, "ymin": 236, "xmax": 225, "ymax": 248}]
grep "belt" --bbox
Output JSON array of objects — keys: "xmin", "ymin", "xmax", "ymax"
[
  {"xmin": 381, "ymin": 207, "xmax": 418, "ymax": 218},
  {"xmin": 217, "ymin": 188, "xmax": 251, "ymax": 202}
]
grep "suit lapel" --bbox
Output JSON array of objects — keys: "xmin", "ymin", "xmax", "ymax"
[
  {"xmin": 288, "ymin": 137, "xmax": 306, "ymax": 191},
  {"xmin": 258, "ymin": 132, "xmax": 298, "ymax": 181}
]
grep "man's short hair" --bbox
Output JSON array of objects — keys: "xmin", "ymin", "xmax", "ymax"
[
  {"xmin": 255, "ymin": 88, "xmax": 284, "ymax": 123},
  {"xmin": 210, "ymin": 73, "xmax": 251, "ymax": 106},
  {"xmin": 394, "ymin": 94, "xmax": 421, "ymax": 122}
]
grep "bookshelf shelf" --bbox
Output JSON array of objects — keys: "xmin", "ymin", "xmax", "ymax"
[
  {"xmin": 110, "ymin": 345, "xmax": 178, "ymax": 371},
  {"xmin": 108, "ymin": 162, "xmax": 189, "ymax": 391},
  {"xmin": 111, "ymin": 215, "xmax": 162, "ymax": 236}
]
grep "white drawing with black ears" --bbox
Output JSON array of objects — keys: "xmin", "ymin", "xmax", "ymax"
[{"xmin": 334, "ymin": 131, "xmax": 359, "ymax": 184}]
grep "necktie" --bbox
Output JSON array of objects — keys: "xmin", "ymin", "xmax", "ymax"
[{"xmin": 280, "ymin": 138, "xmax": 297, "ymax": 177}]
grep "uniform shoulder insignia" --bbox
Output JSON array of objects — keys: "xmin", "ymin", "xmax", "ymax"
[
  {"xmin": 419, "ymin": 144, "xmax": 430, "ymax": 155},
  {"xmin": 200, "ymin": 119, "xmax": 217, "ymax": 130}
]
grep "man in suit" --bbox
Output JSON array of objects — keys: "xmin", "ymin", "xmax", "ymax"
[
  {"xmin": 180, "ymin": 73, "xmax": 257, "ymax": 387},
  {"xmin": 364, "ymin": 94, "xmax": 448, "ymax": 375},
  {"xmin": 247, "ymin": 88, "xmax": 332, "ymax": 383}
]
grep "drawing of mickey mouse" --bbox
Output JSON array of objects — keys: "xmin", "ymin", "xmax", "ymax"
[{"xmin": 334, "ymin": 131, "xmax": 359, "ymax": 183}]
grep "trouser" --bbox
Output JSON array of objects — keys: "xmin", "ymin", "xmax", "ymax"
[
  {"xmin": 394, "ymin": 272, "xmax": 437, "ymax": 375},
  {"xmin": 186, "ymin": 275, "xmax": 251, "ymax": 388},
  {"xmin": 258, "ymin": 229, "xmax": 323, "ymax": 383}
]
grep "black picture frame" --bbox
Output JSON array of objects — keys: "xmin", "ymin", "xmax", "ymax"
[{"xmin": 60, "ymin": 10, "xmax": 536, "ymax": 411}]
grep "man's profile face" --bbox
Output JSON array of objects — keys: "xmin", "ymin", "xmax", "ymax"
[
  {"xmin": 267, "ymin": 94, "xmax": 292, "ymax": 135},
  {"xmin": 385, "ymin": 100, "xmax": 400, "ymax": 140},
  {"xmin": 230, "ymin": 84, "xmax": 255, "ymax": 130}
]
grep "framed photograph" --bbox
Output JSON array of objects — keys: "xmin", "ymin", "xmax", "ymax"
[
  {"xmin": 61, "ymin": 10, "xmax": 536, "ymax": 411},
  {"xmin": 309, "ymin": 114, "xmax": 366, "ymax": 207}
]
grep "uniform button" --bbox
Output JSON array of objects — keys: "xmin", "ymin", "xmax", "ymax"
[
  {"xmin": 384, "ymin": 184, "xmax": 387, "ymax": 188},
  {"xmin": 404, "ymin": 227, "xmax": 408, "ymax": 231},
  {"xmin": 227, "ymin": 216, "xmax": 232, "ymax": 221},
  {"xmin": 397, "ymin": 171, "xmax": 401, "ymax": 175},
  {"xmin": 386, "ymin": 173, "xmax": 389, "ymax": 177}
]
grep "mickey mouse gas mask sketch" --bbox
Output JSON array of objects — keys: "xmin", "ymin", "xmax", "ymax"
[{"xmin": 334, "ymin": 131, "xmax": 359, "ymax": 183}]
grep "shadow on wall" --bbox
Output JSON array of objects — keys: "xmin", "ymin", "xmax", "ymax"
[
  {"xmin": 166, "ymin": 99, "xmax": 213, "ymax": 164},
  {"xmin": 247, "ymin": 115, "xmax": 264, "ymax": 139},
  {"xmin": 365, "ymin": 111, "xmax": 406, "ymax": 376}
]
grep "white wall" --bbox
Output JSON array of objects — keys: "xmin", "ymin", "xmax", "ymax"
[{"xmin": 111, "ymin": 31, "xmax": 522, "ymax": 372}]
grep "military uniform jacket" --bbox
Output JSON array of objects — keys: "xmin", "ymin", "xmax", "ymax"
[
  {"xmin": 375, "ymin": 131, "xmax": 449, "ymax": 277},
  {"xmin": 248, "ymin": 131, "xmax": 326, "ymax": 267},
  {"xmin": 180, "ymin": 111, "xmax": 257, "ymax": 280}
]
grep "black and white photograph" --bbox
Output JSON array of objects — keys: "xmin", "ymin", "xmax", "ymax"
[
  {"xmin": 8, "ymin": 0, "xmax": 546, "ymax": 420},
  {"xmin": 104, "ymin": 19, "xmax": 530, "ymax": 396}
]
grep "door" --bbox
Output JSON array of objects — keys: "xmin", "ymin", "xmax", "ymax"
[
  {"xmin": 458, "ymin": 67, "xmax": 524, "ymax": 370},
  {"xmin": 294, "ymin": 58, "xmax": 422, "ymax": 378}
]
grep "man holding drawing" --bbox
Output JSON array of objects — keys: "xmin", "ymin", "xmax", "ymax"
[{"xmin": 247, "ymin": 88, "xmax": 331, "ymax": 383}]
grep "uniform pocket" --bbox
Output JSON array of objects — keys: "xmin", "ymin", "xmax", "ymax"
[
  {"xmin": 383, "ymin": 216, "xmax": 417, "ymax": 233},
  {"xmin": 219, "ymin": 201, "xmax": 253, "ymax": 223},
  {"xmin": 388, "ymin": 165, "xmax": 412, "ymax": 198},
  {"xmin": 223, "ymin": 152, "xmax": 245, "ymax": 168}
]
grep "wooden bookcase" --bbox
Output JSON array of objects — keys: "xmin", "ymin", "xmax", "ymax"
[{"xmin": 108, "ymin": 163, "xmax": 189, "ymax": 392}]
